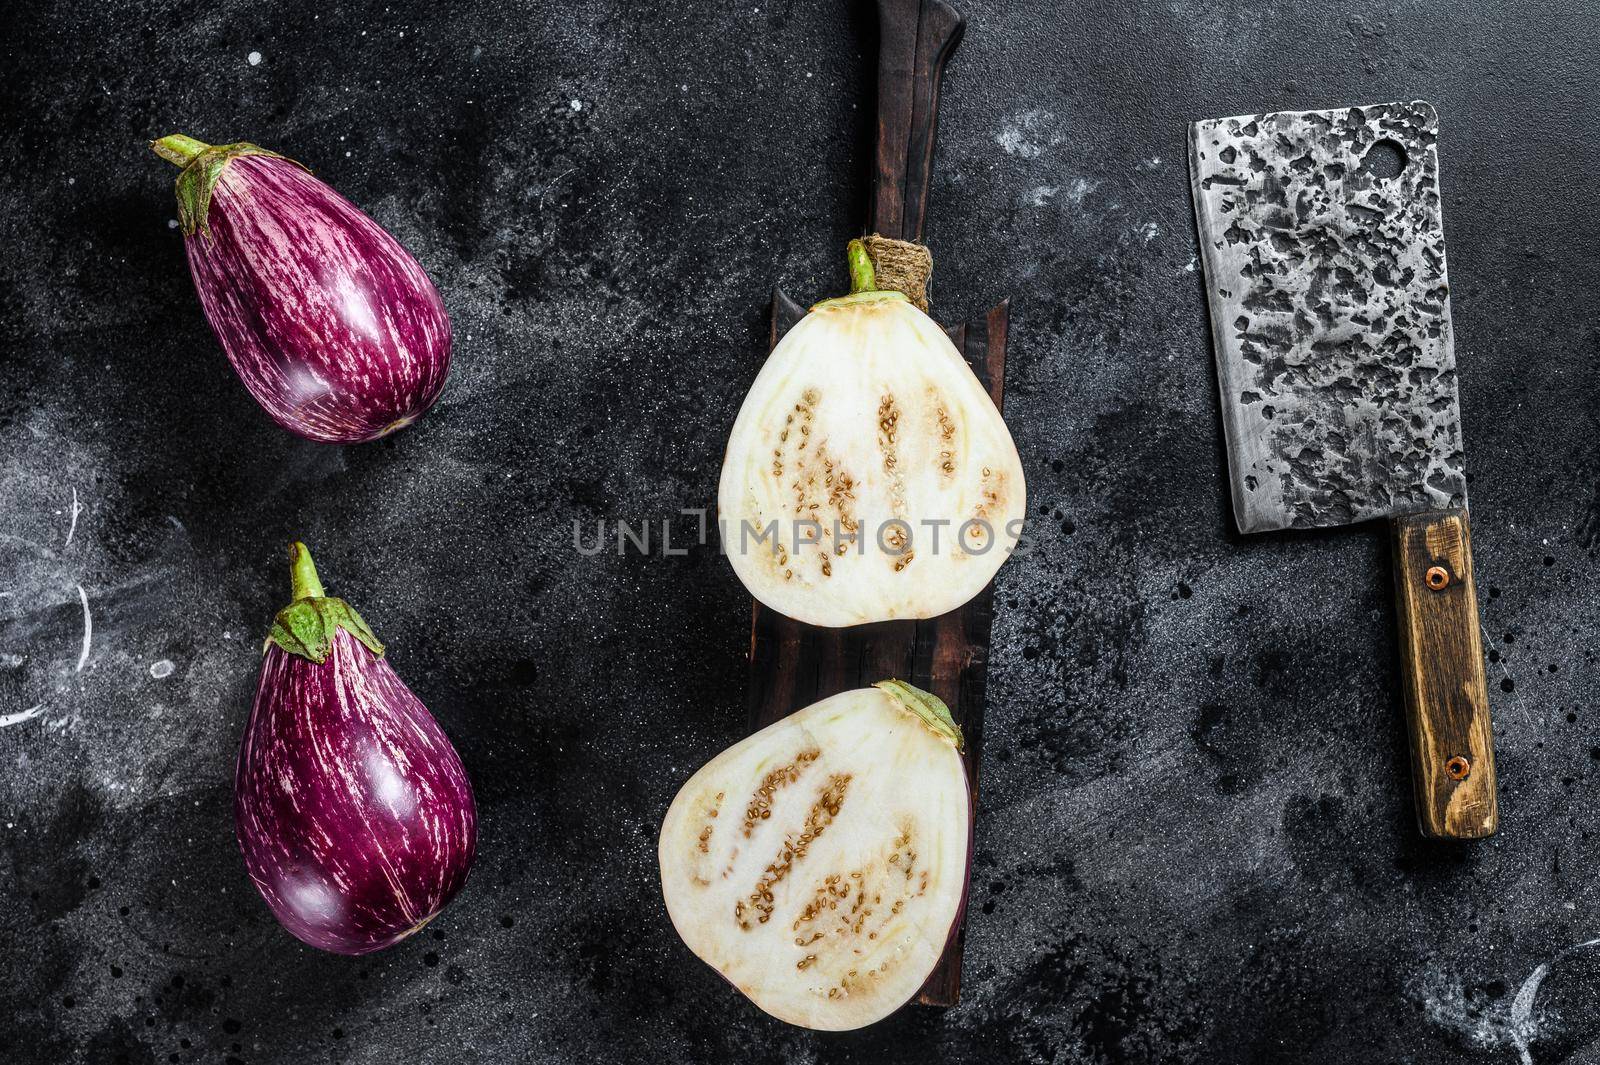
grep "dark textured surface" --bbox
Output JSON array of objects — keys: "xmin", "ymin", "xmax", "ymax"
[
  {"xmin": 2, "ymin": 1, "xmax": 1599, "ymax": 1062},
  {"xmin": 1192, "ymin": 101, "xmax": 1467, "ymax": 534}
]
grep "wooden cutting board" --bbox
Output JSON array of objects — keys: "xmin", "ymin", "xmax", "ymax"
[{"xmin": 744, "ymin": 0, "xmax": 1012, "ymax": 1007}]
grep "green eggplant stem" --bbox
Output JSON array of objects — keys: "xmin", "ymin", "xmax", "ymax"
[
  {"xmin": 288, "ymin": 542, "xmax": 326, "ymax": 600},
  {"xmin": 265, "ymin": 543, "xmax": 384, "ymax": 663},
  {"xmin": 150, "ymin": 137, "xmax": 301, "ymax": 237},
  {"xmin": 846, "ymin": 238, "xmax": 877, "ymax": 294},
  {"xmin": 150, "ymin": 134, "xmax": 211, "ymax": 168},
  {"xmin": 810, "ymin": 240, "xmax": 908, "ymax": 312}
]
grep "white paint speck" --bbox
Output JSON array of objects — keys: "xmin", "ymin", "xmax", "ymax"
[
  {"xmin": 0, "ymin": 705, "xmax": 46, "ymax": 729},
  {"xmin": 75, "ymin": 584, "xmax": 92, "ymax": 673},
  {"xmin": 150, "ymin": 659, "xmax": 175, "ymax": 680},
  {"xmin": 63, "ymin": 486, "xmax": 82, "ymax": 549},
  {"xmin": 570, "ymin": 99, "xmax": 583, "ymax": 111},
  {"xmin": 997, "ymin": 127, "xmax": 1035, "ymax": 157},
  {"xmin": 167, "ymin": 219, "xmax": 179, "ymax": 229},
  {"xmin": 996, "ymin": 110, "xmax": 1056, "ymax": 159},
  {"xmin": 1063, "ymin": 177, "xmax": 1099, "ymax": 206},
  {"xmin": 247, "ymin": 51, "xmax": 262, "ymax": 66},
  {"xmin": 1510, "ymin": 938, "xmax": 1600, "ymax": 1064}
]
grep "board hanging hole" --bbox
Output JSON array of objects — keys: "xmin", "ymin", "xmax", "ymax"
[
  {"xmin": 1361, "ymin": 138, "xmax": 1407, "ymax": 180},
  {"xmin": 1446, "ymin": 756, "xmax": 1471, "ymax": 781},
  {"xmin": 1425, "ymin": 565, "xmax": 1450, "ymax": 590}
]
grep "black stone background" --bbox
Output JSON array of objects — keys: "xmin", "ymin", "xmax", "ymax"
[{"xmin": 2, "ymin": 1, "xmax": 1598, "ymax": 1062}]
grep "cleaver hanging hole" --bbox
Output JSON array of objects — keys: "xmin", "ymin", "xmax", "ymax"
[{"xmin": 1361, "ymin": 138, "xmax": 1407, "ymax": 179}]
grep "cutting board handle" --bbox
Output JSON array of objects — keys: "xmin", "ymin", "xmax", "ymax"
[
  {"xmin": 870, "ymin": 0, "xmax": 964, "ymax": 242},
  {"xmin": 1390, "ymin": 509, "xmax": 1499, "ymax": 839}
]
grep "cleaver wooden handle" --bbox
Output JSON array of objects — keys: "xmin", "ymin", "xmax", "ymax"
[
  {"xmin": 1390, "ymin": 509, "xmax": 1499, "ymax": 839},
  {"xmin": 870, "ymin": 0, "xmax": 964, "ymax": 242}
]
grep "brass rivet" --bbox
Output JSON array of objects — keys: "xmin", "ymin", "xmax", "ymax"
[
  {"xmin": 1446, "ymin": 756, "xmax": 1471, "ymax": 781},
  {"xmin": 1425, "ymin": 565, "xmax": 1450, "ymax": 590}
]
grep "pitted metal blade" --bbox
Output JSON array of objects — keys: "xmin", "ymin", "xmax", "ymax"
[{"xmin": 1189, "ymin": 101, "xmax": 1467, "ymax": 534}]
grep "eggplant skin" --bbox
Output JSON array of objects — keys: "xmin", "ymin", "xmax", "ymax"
[
  {"xmin": 186, "ymin": 156, "xmax": 451, "ymax": 444},
  {"xmin": 235, "ymin": 630, "xmax": 476, "ymax": 955}
]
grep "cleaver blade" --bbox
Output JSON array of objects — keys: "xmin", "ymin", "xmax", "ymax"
[
  {"xmin": 1189, "ymin": 100, "xmax": 1466, "ymax": 535},
  {"xmin": 1189, "ymin": 101, "xmax": 1498, "ymax": 840}
]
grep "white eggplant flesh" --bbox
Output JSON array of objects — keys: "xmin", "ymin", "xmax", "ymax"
[
  {"xmin": 658, "ymin": 683, "xmax": 971, "ymax": 1031},
  {"xmin": 718, "ymin": 289, "xmax": 1026, "ymax": 627}
]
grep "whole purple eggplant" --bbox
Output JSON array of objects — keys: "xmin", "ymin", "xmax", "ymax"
[
  {"xmin": 235, "ymin": 543, "xmax": 476, "ymax": 954},
  {"xmin": 152, "ymin": 134, "xmax": 451, "ymax": 443}
]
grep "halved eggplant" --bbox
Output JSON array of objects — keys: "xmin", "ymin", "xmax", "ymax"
[
  {"xmin": 718, "ymin": 241, "xmax": 1026, "ymax": 627},
  {"xmin": 658, "ymin": 682, "xmax": 970, "ymax": 1030}
]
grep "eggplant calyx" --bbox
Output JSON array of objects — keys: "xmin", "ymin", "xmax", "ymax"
[
  {"xmin": 149, "ymin": 134, "xmax": 309, "ymax": 238},
  {"xmin": 874, "ymin": 679, "xmax": 964, "ymax": 751},
  {"xmin": 264, "ymin": 543, "xmax": 385, "ymax": 664},
  {"xmin": 811, "ymin": 238, "xmax": 910, "ymax": 312}
]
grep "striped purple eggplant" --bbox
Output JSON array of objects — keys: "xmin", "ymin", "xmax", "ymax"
[
  {"xmin": 152, "ymin": 134, "xmax": 451, "ymax": 443},
  {"xmin": 235, "ymin": 543, "xmax": 476, "ymax": 954}
]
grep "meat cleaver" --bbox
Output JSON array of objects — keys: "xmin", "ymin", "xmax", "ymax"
[{"xmin": 1189, "ymin": 101, "xmax": 1498, "ymax": 839}]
